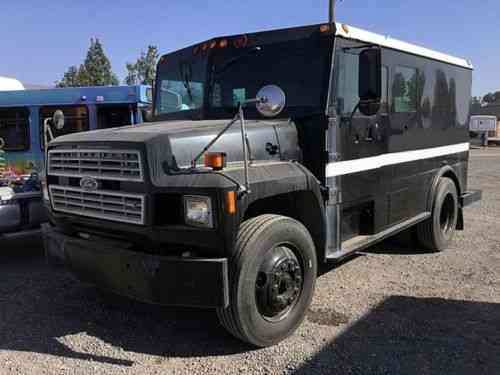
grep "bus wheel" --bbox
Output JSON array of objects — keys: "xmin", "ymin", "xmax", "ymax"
[
  {"xmin": 417, "ymin": 177, "xmax": 458, "ymax": 252},
  {"xmin": 217, "ymin": 214, "xmax": 317, "ymax": 347}
]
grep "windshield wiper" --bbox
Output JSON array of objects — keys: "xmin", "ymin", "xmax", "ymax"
[{"xmin": 179, "ymin": 62, "xmax": 194, "ymax": 103}]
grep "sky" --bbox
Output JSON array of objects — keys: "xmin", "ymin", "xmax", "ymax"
[{"xmin": 1, "ymin": 0, "xmax": 498, "ymax": 96}]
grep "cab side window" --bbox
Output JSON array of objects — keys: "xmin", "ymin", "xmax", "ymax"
[
  {"xmin": 335, "ymin": 48, "xmax": 389, "ymax": 116},
  {"xmin": 334, "ymin": 49, "xmax": 359, "ymax": 116},
  {"xmin": 381, "ymin": 66, "xmax": 389, "ymax": 113}
]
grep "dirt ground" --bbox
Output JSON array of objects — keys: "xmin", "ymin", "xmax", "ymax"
[{"xmin": 0, "ymin": 148, "xmax": 498, "ymax": 375}]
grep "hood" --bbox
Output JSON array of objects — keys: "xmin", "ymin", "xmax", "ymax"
[{"xmin": 50, "ymin": 119, "xmax": 300, "ymax": 186}]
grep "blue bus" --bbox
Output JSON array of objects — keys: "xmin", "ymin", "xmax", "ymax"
[
  {"xmin": 0, "ymin": 85, "xmax": 151, "ymax": 237},
  {"xmin": 0, "ymin": 85, "xmax": 151, "ymax": 177}
]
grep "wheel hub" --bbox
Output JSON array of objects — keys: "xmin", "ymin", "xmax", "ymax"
[{"xmin": 255, "ymin": 246, "xmax": 303, "ymax": 321}]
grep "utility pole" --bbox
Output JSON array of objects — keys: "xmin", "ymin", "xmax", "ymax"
[{"xmin": 329, "ymin": 0, "xmax": 336, "ymax": 24}]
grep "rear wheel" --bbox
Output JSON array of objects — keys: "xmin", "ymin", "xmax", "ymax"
[
  {"xmin": 417, "ymin": 177, "xmax": 458, "ymax": 252},
  {"xmin": 217, "ymin": 214, "xmax": 317, "ymax": 347}
]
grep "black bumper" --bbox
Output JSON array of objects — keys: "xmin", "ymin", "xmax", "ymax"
[
  {"xmin": 42, "ymin": 225, "xmax": 229, "ymax": 309},
  {"xmin": 460, "ymin": 190, "xmax": 482, "ymax": 207}
]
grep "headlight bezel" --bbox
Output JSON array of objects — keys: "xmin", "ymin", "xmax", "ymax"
[{"xmin": 183, "ymin": 195, "xmax": 214, "ymax": 228}]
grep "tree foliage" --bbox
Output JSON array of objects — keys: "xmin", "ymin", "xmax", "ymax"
[
  {"xmin": 125, "ymin": 46, "xmax": 159, "ymax": 86},
  {"xmin": 482, "ymin": 91, "xmax": 500, "ymax": 104},
  {"xmin": 57, "ymin": 38, "xmax": 119, "ymax": 87}
]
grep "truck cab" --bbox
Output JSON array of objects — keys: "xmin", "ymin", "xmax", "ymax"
[{"xmin": 43, "ymin": 23, "xmax": 480, "ymax": 347}]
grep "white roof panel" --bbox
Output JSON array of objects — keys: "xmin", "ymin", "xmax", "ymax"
[
  {"xmin": 0, "ymin": 76, "xmax": 25, "ymax": 91},
  {"xmin": 336, "ymin": 23, "xmax": 473, "ymax": 70}
]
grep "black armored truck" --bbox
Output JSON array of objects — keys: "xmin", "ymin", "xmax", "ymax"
[{"xmin": 43, "ymin": 22, "xmax": 481, "ymax": 346}]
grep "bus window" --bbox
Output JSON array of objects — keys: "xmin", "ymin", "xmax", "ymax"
[
  {"xmin": 0, "ymin": 107, "xmax": 30, "ymax": 151},
  {"xmin": 40, "ymin": 106, "xmax": 89, "ymax": 149},
  {"xmin": 97, "ymin": 105, "xmax": 132, "ymax": 129}
]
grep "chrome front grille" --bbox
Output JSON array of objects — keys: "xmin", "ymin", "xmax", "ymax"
[
  {"xmin": 48, "ymin": 149, "xmax": 143, "ymax": 181},
  {"xmin": 50, "ymin": 185, "xmax": 145, "ymax": 225}
]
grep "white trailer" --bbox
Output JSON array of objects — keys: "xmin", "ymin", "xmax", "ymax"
[
  {"xmin": 470, "ymin": 115, "xmax": 498, "ymax": 146},
  {"xmin": 470, "ymin": 115, "xmax": 497, "ymax": 132}
]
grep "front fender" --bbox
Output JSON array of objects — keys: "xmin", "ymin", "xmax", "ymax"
[{"xmin": 225, "ymin": 161, "xmax": 327, "ymax": 260}]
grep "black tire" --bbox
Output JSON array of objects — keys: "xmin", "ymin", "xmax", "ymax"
[
  {"xmin": 417, "ymin": 177, "xmax": 458, "ymax": 252},
  {"xmin": 217, "ymin": 214, "xmax": 317, "ymax": 347}
]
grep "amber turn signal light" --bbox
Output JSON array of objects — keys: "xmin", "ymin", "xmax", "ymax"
[
  {"xmin": 319, "ymin": 24, "xmax": 331, "ymax": 33},
  {"xmin": 204, "ymin": 152, "xmax": 227, "ymax": 171},
  {"xmin": 226, "ymin": 191, "xmax": 237, "ymax": 215}
]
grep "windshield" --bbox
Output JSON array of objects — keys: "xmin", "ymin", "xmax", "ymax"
[
  {"xmin": 156, "ymin": 49, "xmax": 207, "ymax": 115},
  {"xmin": 155, "ymin": 37, "xmax": 332, "ymax": 119},
  {"xmin": 210, "ymin": 41, "xmax": 330, "ymax": 113}
]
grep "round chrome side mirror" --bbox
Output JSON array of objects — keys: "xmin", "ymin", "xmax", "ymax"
[
  {"xmin": 52, "ymin": 110, "xmax": 65, "ymax": 130},
  {"xmin": 256, "ymin": 85, "xmax": 286, "ymax": 118}
]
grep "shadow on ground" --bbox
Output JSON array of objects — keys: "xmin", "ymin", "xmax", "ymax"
[
  {"xmin": 0, "ymin": 242, "xmax": 249, "ymax": 367},
  {"xmin": 294, "ymin": 296, "xmax": 500, "ymax": 375},
  {"xmin": 2, "ymin": 241, "xmax": 499, "ymax": 372}
]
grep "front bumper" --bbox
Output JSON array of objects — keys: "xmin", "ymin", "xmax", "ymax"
[
  {"xmin": 0, "ymin": 194, "xmax": 47, "ymax": 234},
  {"xmin": 42, "ymin": 224, "xmax": 229, "ymax": 309}
]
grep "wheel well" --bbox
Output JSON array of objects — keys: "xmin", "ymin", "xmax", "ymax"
[
  {"xmin": 442, "ymin": 170, "xmax": 462, "ymax": 197},
  {"xmin": 243, "ymin": 191, "xmax": 326, "ymax": 262}
]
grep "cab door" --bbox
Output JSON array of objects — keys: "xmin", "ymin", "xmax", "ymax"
[{"xmin": 325, "ymin": 39, "xmax": 387, "ymax": 257}]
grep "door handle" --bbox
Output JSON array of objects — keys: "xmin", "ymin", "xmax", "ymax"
[{"xmin": 365, "ymin": 123, "xmax": 379, "ymax": 142}]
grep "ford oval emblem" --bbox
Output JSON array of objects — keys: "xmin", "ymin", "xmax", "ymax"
[{"xmin": 80, "ymin": 176, "xmax": 99, "ymax": 192}]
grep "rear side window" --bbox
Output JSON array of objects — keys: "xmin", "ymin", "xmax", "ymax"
[
  {"xmin": 40, "ymin": 106, "xmax": 89, "ymax": 149},
  {"xmin": 0, "ymin": 107, "xmax": 30, "ymax": 151},
  {"xmin": 393, "ymin": 66, "xmax": 418, "ymax": 112}
]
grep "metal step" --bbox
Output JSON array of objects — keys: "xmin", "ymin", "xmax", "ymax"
[{"xmin": 326, "ymin": 212, "xmax": 431, "ymax": 261}]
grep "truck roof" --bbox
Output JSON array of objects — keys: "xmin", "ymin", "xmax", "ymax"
[
  {"xmin": 336, "ymin": 23, "xmax": 473, "ymax": 70},
  {"xmin": 167, "ymin": 23, "xmax": 473, "ymax": 71}
]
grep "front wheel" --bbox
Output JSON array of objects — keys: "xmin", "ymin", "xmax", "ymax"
[{"xmin": 217, "ymin": 214, "xmax": 317, "ymax": 347}]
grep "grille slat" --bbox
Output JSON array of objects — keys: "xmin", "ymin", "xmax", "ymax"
[
  {"xmin": 49, "ymin": 185, "xmax": 145, "ymax": 225},
  {"xmin": 48, "ymin": 149, "xmax": 144, "ymax": 182}
]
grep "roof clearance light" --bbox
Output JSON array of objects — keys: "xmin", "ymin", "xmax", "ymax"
[
  {"xmin": 193, "ymin": 45, "xmax": 200, "ymax": 55},
  {"xmin": 233, "ymin": 35, "xmax": 248, "ymax": 49},
  {"xmin": 210, "ymin": 41, "xmax": 217, "ymax": 49},
  {"xmin": 204, "ymin": 152, "xmax": 227, "ymax": 171},
  {"xmin": 341, "ymin": 24, "xmax": 350, "ymax": 34},
  {"xmin": 219, "ymin": 39, "xmax": 228, "ymax": 48},
  {"xmin": 320, "ymin": 24, "xmax": 331, "ymax": 33},
  {"xmin": 202, "ymin": 43, "xmax": 209, "ymax": 51}
]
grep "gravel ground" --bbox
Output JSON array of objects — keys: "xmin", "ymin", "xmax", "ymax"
[{"xmin": 0, "ymin": 148, "xmax": 499, "ymax": 375}]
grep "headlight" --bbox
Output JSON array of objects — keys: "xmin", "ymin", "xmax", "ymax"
[
  {"xmin": 184, "ymin": 195, "xmax": 213, "ymax": 228},
  {"xmin": 0, "ymin": 187, "xmax": 14, "ymax": 205}
]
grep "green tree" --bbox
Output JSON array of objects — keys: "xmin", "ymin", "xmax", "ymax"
[
  {"xmin": 56, "ymin": 66, "xmax": 79, "ymax": 88},
  {"xmin": 83, "ymin": 38, "xmax": 119, "ymax": 86},
  {"xmin": 482, "ymin": 91, "xmax": 500, "ymax": 104},
  {"xmin": 56, "ymin": 38, "xmax": 119, "ymax": 87},
  {"xmin": 125, "ymin": 46, "xmax": 159, "ymax": 86}
]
